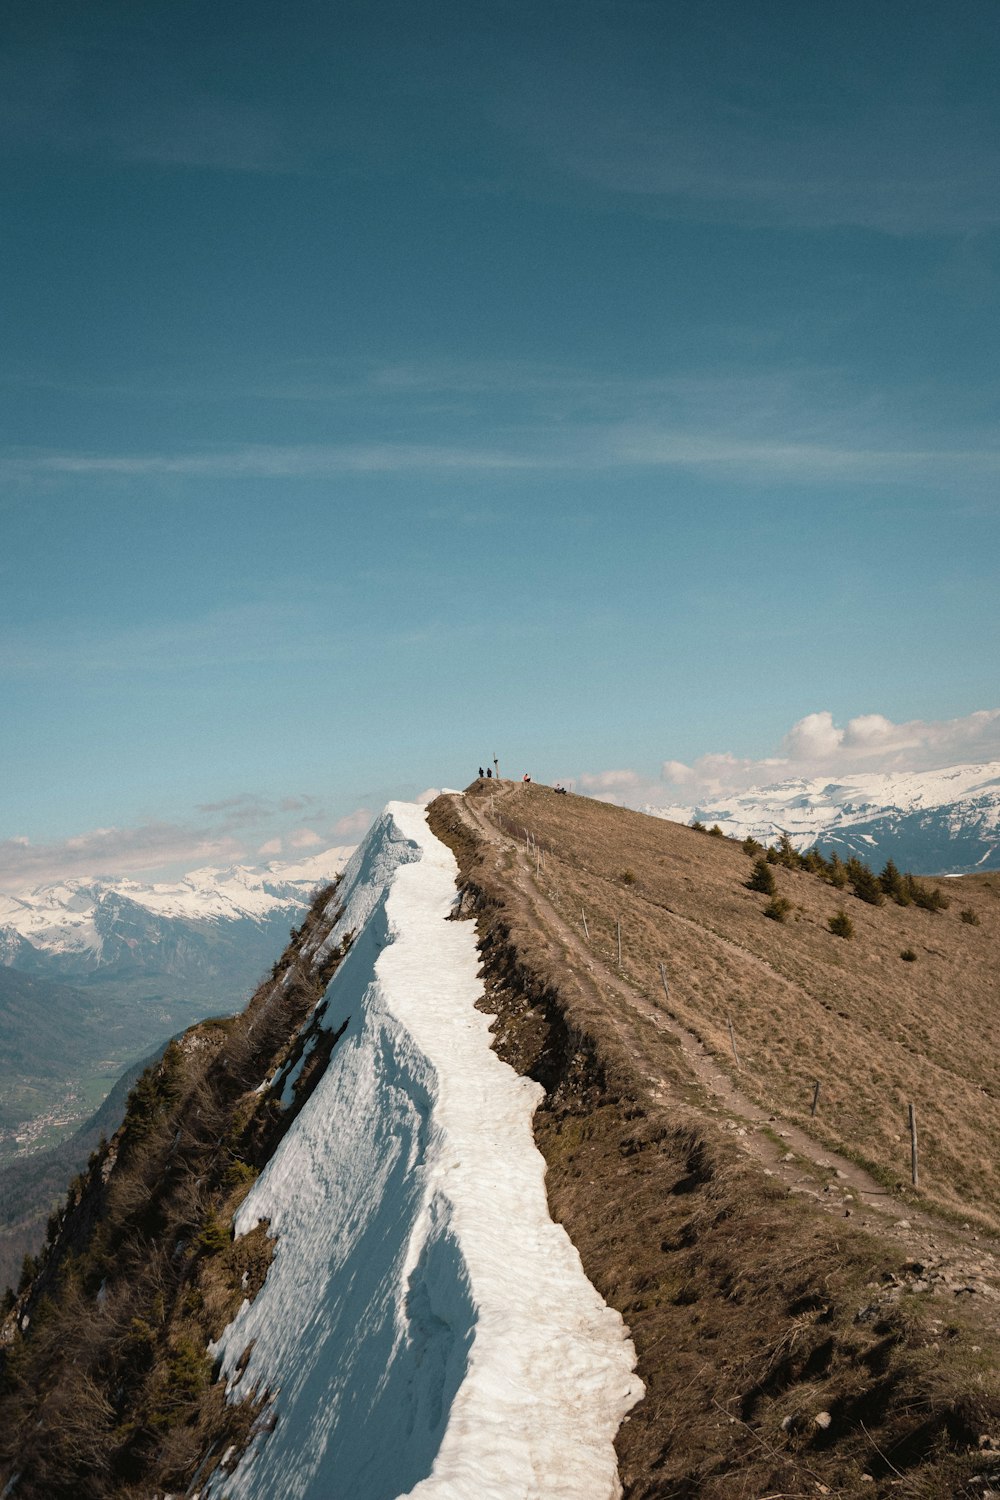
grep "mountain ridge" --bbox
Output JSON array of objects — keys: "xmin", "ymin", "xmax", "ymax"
[
  {"xmin": 645, "ymin": 757, "xmax": 1000, "ymax": 871},
  {"xmin": 2, "ymin": 784, "xmax": 999, "ymax": 1498},
  {"xmin": 0, "ymin": 847, "xmax": 356, "ymax": 972}
]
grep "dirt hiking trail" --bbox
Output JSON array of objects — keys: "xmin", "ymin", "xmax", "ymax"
[{"xmin": 451, "ymin": 786, "xmax": 1000, "ymax": 1311}]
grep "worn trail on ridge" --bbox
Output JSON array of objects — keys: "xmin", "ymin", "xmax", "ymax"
[{"xmin": 450, "ymin": 785, "xmax": 1000, "ymax": 1309}]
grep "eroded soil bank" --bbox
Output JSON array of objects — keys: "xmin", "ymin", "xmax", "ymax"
[{"xmin": 428, "ymin": 785, "xmax": 1000, "ymax": 1500}]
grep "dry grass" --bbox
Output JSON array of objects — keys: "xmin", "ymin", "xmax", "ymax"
[
  {"xmin": 430, "ymin": 783, "xmax": 1000, "ymax": 1499},
  {"xmin": 482, "ymin": 780, "xmax": 1000, "ymax": 1227}
]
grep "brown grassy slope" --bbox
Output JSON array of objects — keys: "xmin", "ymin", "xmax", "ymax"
[
  {"xmin": 484, "ymin": 781, "xmax": 1000, "ymax": 1227},
  {"xmin": 429, "ymin": 784, "xmax": 1000, "ymax": 1500}
]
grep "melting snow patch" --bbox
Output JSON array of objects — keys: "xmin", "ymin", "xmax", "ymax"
[{"xmin": 207, "ymin": 801, "xmax": 641, "ymax": 1500}]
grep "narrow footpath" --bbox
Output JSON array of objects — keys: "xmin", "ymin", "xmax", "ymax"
[{"xmin": 451, "ymin": 786, "xmax": 1000, "ymax": 1310}]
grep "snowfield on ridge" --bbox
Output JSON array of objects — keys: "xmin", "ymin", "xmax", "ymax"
[{"xmin": 208, "ymin": 801, "xmax": 642, "ymax": 1500}]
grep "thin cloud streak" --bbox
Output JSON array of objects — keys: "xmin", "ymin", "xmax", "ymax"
[
  {"xmin": 5, "ymin": 429, "xmax": 999, "ymax": 489},
  {"xmin": 0, "ymin": 821, "xmax": 247, "ymax": 890},
  {"xmin": 0, "ymin": 792, "xmax": 338, "ymax": 890}
]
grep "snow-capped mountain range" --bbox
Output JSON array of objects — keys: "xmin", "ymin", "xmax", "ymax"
[
  {"xmin": 645, "ymin": 760, "xmax": 1000, "ymax": 873},
  {"xmin": 0, "ymin": 847, "xmax": 355, "ymax": 976}
]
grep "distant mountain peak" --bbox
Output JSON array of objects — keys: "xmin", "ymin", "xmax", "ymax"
[
  {"xmin": 0, "ymin": 846, "xmax": 355, "ymax": 973},
  {"xmin": 645, "ymin": 759, "xmax": 1000, "ymax": 873}
]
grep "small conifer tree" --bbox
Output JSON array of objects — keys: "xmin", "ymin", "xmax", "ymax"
[
  {"xmin": 775, "ymin": 833, "xmax": 802, "ymax": 869},
  {"xmin": 879, "ymin": 859, "xmax": 906, "ymax": 902},
  {"xmin": 828, "ymin": 909, "xmax": 854, "ymax": 939},
  {"xmin": 747, "ymin": 856, "xmax": 777, "ymax": 895},
  {"xmin": 846, "ymin": 857, "xmax": 884, "ymax": 906}
]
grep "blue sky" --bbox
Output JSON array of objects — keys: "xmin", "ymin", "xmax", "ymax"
[{"xmin": 2, "ymin": 0, "xmax": 999, "ymax": 883}]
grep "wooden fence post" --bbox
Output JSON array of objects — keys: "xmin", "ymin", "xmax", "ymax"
[
  {"xmin": 810, "ymin": 1079, "xmax": 821, "ymax": 1117},
  {"xmin": 659, "ymin": 961, "xmax": 670, "ymax": 1005},
  {"xmin": 582, "ymin": 910, "xmax": 589, "ymax": 940},
  {"xmin": 909, "ymin": 1103, "xmax": 919, "ymax": 1188},
  {"xmin": 616, "ymin": 918, "xmax": 622, "ymax": 968},
  {"xmin": 727, "ymin": 1015, "xmax": 742, "ymax": 1070}
]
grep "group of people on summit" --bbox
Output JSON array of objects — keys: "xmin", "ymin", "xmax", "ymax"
[{"xmin": 475, "ymin": 764, "xmax": 568, "ymax": 794}]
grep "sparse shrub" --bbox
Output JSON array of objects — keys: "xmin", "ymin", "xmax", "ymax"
[
  {"xmin": 960, "ymin": 907, "xmax": 980, "ymax": 925},
  {"xmin": 221, "ymin": 1160, "xmax": 258, "ymax": 1192},
  {"xmin": 196, "ymin": 1212, "xmax": 231, "ymax": 1257},
  {"xmin": 915, "ymin": 883, "xmax": 949, "ymax": 912},
  {"xmin": 746, "ymin": 856, "xmax": 777, "ymax": 896},
  {"xmin": 17, "ymin": 1253, "xmax": 38, "ymax": 1294},
  {"xmin": 828, "ymin": 910, "xmax": 854, "ymax": 939},
  {"xmin": 763, "ymin": 897, "xmax": 792, "ymax": 922},
  {"xmin": 619, "ymin": 869, "xmax": 636, "ymax": 885},
  {"xmin": 690, "ymin": 819, "xmax": 706, "ymax": 833},
  {"xmin": 900, "ymin": 948, "xmax": 917, "ymax": 962},
  {"xmin": 708, "ymin": 824, "xmax": 725, "ymax": 838}
]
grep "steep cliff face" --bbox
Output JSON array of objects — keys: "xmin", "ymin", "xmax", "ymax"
[
  {"xmin": 0, "ymin": 803, "xmax": 640, "ymax": 1500},
  {"xmin": 0, "ymin": 875, "xmax": 351, "ymax": 1498}
]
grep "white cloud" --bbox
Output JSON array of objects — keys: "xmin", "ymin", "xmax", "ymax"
[
  {"xmin": 577, "ymin": 769, "xmax": 643, "ymax": 792},
  {"xmin": 571, "ymin": 706, "xmax": 1000, "ymax": 815},
  {"xmin": 332, "ymin": 807, "xmax": 374, "ymax": 839},
  {"xmin": 0, "ymin": 822, "xmax": 248, "ymax": 891},
  {"xmin": 0, "ymin": 788, "xmax": 339, "ymax": 890},
  {"xmin": 656, "ymin": 707, "xmax": 1000, "ymax": 805},
  {"xmin": 782, "ymin": 711, "xmax": 844, "ymax": 761},
  {"xmin": 287, "ymin": 828, "xmax": 322, "ymax": 850}
]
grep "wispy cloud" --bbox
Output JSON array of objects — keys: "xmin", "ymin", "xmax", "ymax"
[
  {"xmin": 0, "ymin": 791, "xmax": 340, "ymax": 890},
  {"xmin": 0, "ymin": 442, "xmax": 562, "ymax": 481},
  {"xmin": 287, "ymin": 827, "xmax": 323, "ymax": 850},
  {"xmin": 332, "ymin": 807, "xmax": 375, "ymax": 839},
  {"xmin": 6, "ymin": 423, "xmax": 999, "ymax": 491},
  {"xmin": 577, "ymin": 769, "xmax": 644, "ymax": 794},
  {"xmin": 0, "ymin": 821, "xmax": 246, "ymax": 890},
  {"xmin": 493, "ymin": 20, "xmax": 1000, "ymax": 235}
]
